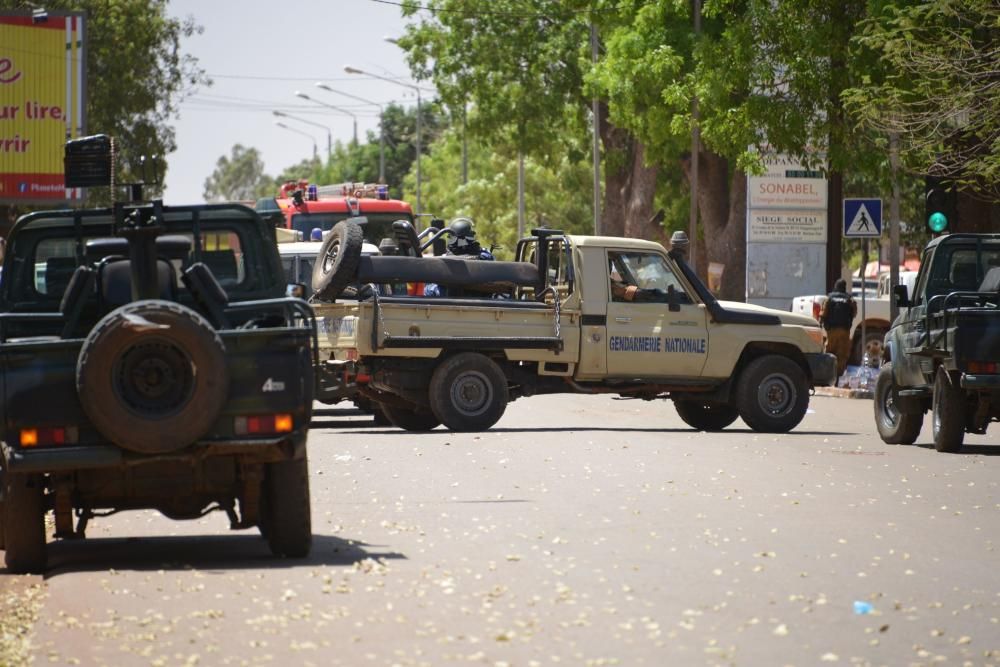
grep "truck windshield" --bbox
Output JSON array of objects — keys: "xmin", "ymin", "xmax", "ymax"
[
  {"xmin": 290, "ymin": 212, "xmax": 414, "ymax": 246},
  {"xmin": 921, "ymin": 241, "xmax": 1000, "ymax": 303}
]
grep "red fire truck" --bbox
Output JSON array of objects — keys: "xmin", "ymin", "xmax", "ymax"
[{"xmin": 255, "ymin": 180, "xmax": 416, "ymax": 245}]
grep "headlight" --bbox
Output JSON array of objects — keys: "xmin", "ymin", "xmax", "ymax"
[{"xmin": 804, "ymin": 326, "xmax": 825, "ymax": 348}]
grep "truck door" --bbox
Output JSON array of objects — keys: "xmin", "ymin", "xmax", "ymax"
[{"xmin": 605, "ymin": 250, "xmax": 709, "ymax": 379}]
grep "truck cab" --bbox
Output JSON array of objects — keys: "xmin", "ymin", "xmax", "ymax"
[
  {"xmin": 256, "ymin": 180, "xmax": 416, "ymax": 248},
  {"xmin": 875, "ymin": 233, "xmax": 1000, "ymax": 452}
]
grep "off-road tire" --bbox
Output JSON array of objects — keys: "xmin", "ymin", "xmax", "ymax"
[
  {"xmin": 371, "ymin": 403, "xmax": 391, "ymax": 426},
  {"xmin": 311, "ymin": 220, "xmax": 364, "ymax": 301},
  {"xmin": 735, "ymin": 355, "xmax": 809, "ymax": 433},
  {"xmin": 873, "ymin": 362, "xmax": 922, "ymax": 445},
  {"xmin": 674, "ymin": 400, "xmax": 740, "ymax": 431},
  {"xmin": 382, "ymin": 404, "xmax": 441, "ymax": 431},
  {"xmin": 932, "ymin": 367, "xmax": 966, "ymax": 453},
  {"xmin": 429, "ymin": 353, "xmax": 508, "ymax": 431},
  {"xmin": 260, "ymin": 455, "xmax": 312, "ymax": 557},
  {"xmin": 76, "ymin": 300, "xmax": 229, "ymax": 454},
  {"xmin": 3, "ymin": 472, "xmax": 46, "ymax": 574}
]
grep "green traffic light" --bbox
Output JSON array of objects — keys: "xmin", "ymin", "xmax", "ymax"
[{"xmin": 928, "ymin": 211, "xmax": 948, "ymax": 233}]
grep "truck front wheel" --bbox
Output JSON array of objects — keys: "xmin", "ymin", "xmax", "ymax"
[
  {"xmin": 3, "ymin": 472, "xmax": 47, "ymax": 574},
  {"xmin": 674, "ymin": 400, "xmax": 739, "ymax": 431},
  {"xmin": 735, "ymin": 355, "xmax": 809, "ymax": 433},
  {"xmin": 874, "ymin": 362, "xmax": 922, "ymax": 445},
  {"xmin": 429, "ymin": 353, "xmax": 508, "ymax": 432},
  {"xmin": 260, "ymin": 456, "xmax": 312, "ymax": 558},
  {"xmin": 932, "ymin": 367, "xmax": 966, "ymax": 453}
]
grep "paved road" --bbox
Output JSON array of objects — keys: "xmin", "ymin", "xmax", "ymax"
[{"xmin": 22, "ymin": 394, "xmax": 1000, "ymax": 666}]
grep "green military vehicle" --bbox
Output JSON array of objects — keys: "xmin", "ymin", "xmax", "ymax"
[
  {"xmin": 874, "ymin": 233, "xmax": 1000, "ymax": 452},
  {"xmin": 0, "ymin": 136, "xmax": 317, "ymax": 573}
]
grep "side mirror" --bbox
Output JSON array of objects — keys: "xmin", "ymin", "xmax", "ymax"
[
  {"xmin": 892, "ymin": 284, "xmax": 910, "ymax": 309},
  {"xmin": 667, "ymin": 284, "xmax": 681, "ymax": 312},
  {"xmin": 287, "ymin": 283, "xmax": 307, "ymax": 299}
]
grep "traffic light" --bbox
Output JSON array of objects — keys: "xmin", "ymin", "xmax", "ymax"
[{"xmin": 925, "ymin": 176, "xmax": 957, "ymax": 234}]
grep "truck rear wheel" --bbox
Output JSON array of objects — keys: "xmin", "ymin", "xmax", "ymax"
[
  {"xmin": 260, "ymin": 455, "xmax": 312, "ymax": 558},
  {"xmin": 735, "ymin": 355, "xmax": 809, "ymax": 433},
  {"xmin": 932, "ymin": 367, "xmax": 966, "ymax": 453},
  {"xmin": 429, "ymin": 353, "xmax": 508, "ymax": 432},
  {"xmin": 874, "ymin": 362, "xmax": 922, "ymax": 445},
  {"xmin": 674, "ymin": 400, "xmax": 739, "ymax": 431},
  {"xmin": 312, "ymin": 220, "xmax": 364, "ymax": 301},
  {"xmin": 76, "ymin": 300, "xmax": 229, "ymax": 454},
  {"xmin": 3, "ymin": 472, "xmax": 47, "ymax": 574},
  {"xmin": 381, "ymin": 404, "xmax": 440, "ymax": 431}
]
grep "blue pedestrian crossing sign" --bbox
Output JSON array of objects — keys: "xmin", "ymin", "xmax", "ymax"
[{"xmin": 843, "ymin": 198, "xmax": 882, "ymax": 238}]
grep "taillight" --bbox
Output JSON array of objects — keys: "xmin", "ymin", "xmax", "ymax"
[
  {"xmin": 234, "ymin": 414, "xmax": 294, "ymax": 436},
  {"xmin": 967, "ymin": 361, "xmax": 998, "ymax": 374},
  {"xmin": 20, "ymin": 426, "xmax": 79, "ymax": 448},
  {"xmin": 812, "ymin": 301, "xmax": 822, "ymax": 321}
]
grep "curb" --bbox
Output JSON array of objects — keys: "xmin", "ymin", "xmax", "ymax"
[{"xmin": 815, "ymin": 386, "xmax": 873, "ymax": 400}]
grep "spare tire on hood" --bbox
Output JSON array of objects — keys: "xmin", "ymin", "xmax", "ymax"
[
  {"xmin": 76, "ymin": 300, "xmax": 230, "ymax": 454},
  {"xmin": 311, "ymin": 220, "xmax": 364, "ymax": 301}
]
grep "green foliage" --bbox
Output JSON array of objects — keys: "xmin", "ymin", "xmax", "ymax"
[
  {"xmin": 401, "ymin": 0, "xmax": 593, "ymax": 158},
  {"xmin": 416, "ymin": 125, "xmax": 594, "ymax": 260},
  {"xmin": 312, "ymin": 102, "xmax": 444, "ymax": 200},
  {"xmin": 202, "ymin": 145, "xmax": 275, "ymax": 202},
  {"xmin": 843, "ymin": 0, "xmax": 1000, "ymax": 196},
  {"xmin": 20, "ymin": 0, "xmax": 208, "ymax": 201},
  {"xmin": 274, "ymin": 156, "xmax": 322, "ymax": 188}
]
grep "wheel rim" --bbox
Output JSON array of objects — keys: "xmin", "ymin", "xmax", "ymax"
[
  {"xmin": 932, "ymin": 377, "xmax": 942, "ymax": 436},
  {"xmin": 450, "ymin": 370, "xmax": 493, "ymax": 417},
  {"xmin": 879, "ymin": 384, "xmax": 900, "ymax": 430},
  {"xmin": 756, "ymin": 372, "xmax": 796, "ymax": 417},
  {"xmin": 322, "ymin": 240, "xmax": 341, "ymax": 273},
  {"xmin": 115, "ymin": 340, "xmax": 194, "ymax": 416}
]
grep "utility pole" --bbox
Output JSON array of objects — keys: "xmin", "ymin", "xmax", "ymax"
[
  {"xmin": 591, "ymin": 22, "xmax": 601, "ymax": 235},
  {"xmin": 689, "ymin": 0, "xmax": 701, "ymax": 271}
]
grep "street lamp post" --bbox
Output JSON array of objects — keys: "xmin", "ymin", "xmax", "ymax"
[
  {"xmin": 294, "ymin": 91, "xmax": 358, "ymax": 144},
  {"xmin": 344, "ymin": 65, "xmax": 422, "ymax": 214},
  {"xmin": 315, "ymin": 82, "xmax": 386, "ymax": 184},
  {"xmin": 272, "ymin": 110, "xmax": 332, "ymax": 157},
  {"xmin": 274, "ymin": 121, "xmax": 317, "ymax": 158}
]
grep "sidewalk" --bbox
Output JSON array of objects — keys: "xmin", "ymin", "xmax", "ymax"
[
  {"xmin": 815, "ymin": 385, "xmax": 872, "ymax": 399},
  {"xmin": 815, "ymin": 364, "xmax": 876, "ymax": 399}
]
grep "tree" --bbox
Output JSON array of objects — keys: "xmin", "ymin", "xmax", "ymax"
[
  {"xmin": 1, "ymin": 0, "xmax": 206, "ymax": 230},
  {"xmin": 315, "ymin": 102, "xmax": 444, "ymax": 201},
  {"xmin": 202, "ymin": 144, "xmax": 275, "ymax": 202},
  {"xmin": 417, "ymin": 124, "xmax": 595, "ymax": 258},
  {"xmin": 843, "ymin": 0, "xmax": 1000, "ymax": 198},
  {"xmin": 401, "ymin": 0, "xmax": 660, "ymax": 242}
]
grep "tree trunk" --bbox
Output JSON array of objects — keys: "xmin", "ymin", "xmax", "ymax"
[
  {"xmin": 682, "ymin": 149, "xmax": 747, "ymax": 301},
  {"xmin": 596, "ymin": 103, "xmax": 660, "ymax": 241},
  {"xmin": 826, "ymin": 171, "xmax": 843, "ymax": 290}
]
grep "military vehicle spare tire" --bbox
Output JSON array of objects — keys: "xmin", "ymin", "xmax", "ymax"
[
  {"xmin": 76, "ymin": 300, "xmax": 230, "ymax": 454},
  {"xmin": 312, "ymin": 220, "xmax": 364, "ymax": 301}
]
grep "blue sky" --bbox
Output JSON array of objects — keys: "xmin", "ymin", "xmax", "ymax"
[{"xmin": 165, "ymin": 0, "xmax": 419, "ymax": 203}]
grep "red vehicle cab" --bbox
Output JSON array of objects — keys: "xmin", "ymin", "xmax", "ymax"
[{"xmin": 256, "ymin": 180, "xmax": 415, "ymax": 245}]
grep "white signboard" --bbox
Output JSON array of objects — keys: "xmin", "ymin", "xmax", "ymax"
[
  {"xmin": 749, "ymin": 209, "xmax": 827, "ymax": 243},
  {"xmin": 748, "ymin": 156, "xmax": 827, "ymax": 209}
]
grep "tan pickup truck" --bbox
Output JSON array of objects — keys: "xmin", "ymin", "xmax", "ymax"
[{"xmin": 312, "ymin": 226, "xmax": 836, "ymax": 433}]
